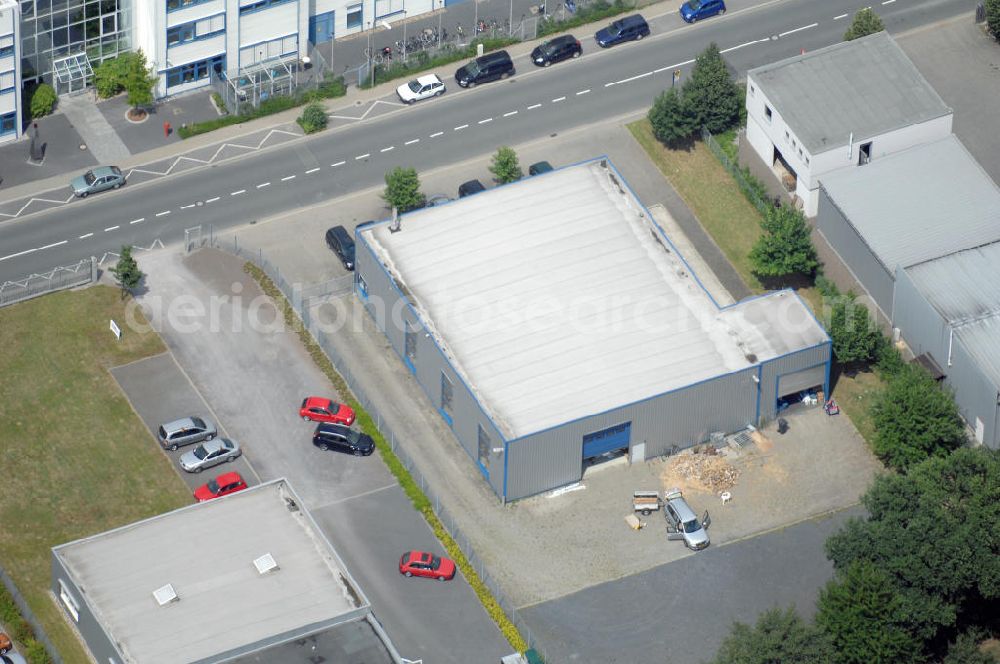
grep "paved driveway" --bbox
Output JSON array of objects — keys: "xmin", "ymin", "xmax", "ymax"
[{"xmin": 131, "ymin": 247, "xmax": 511, "ymax": 664}]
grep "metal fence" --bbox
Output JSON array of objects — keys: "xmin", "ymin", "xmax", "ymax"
[
  {"xmin": 205, "ymin": 232, "xmax": 545, "ymax": 660},
  {"xmin": 701, "ymin": 126, "xmax": 773, "ymax": 217},
  {"xmin": 0, "ymin": 567, "xmax": 64, "ymax": 664},
  {"xmin": 0, "ymin": 257, "xmax": 98, "ymax": 308},
  {"xmin": 209, "ymin": 42, "xmax": 332, "ymax": 116}
]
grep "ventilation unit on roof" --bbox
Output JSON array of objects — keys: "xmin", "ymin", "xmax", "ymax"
[
  {"xmin": 253, "ymin": 553, "xmax": 279, "ymax": 575},
  {"xmin": 153, "ymin": 584, "xmax": 178, "ymax": 606}
]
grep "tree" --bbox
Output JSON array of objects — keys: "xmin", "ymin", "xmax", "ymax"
[
  {"xmin": 987, "ymin": 0, "xmax": 1000, "ymax": 40},
  {"xmin": 825, "ymin": 290, "xmax": 882, "ymax": 366},
  {"xmin": 382, "ymin": 166, "xmax": 425, "ymax": 212},
  {"xmin": 710, "ymin": 607, "xmax": 835, "ymax": 664},
  {"xmin": 748, "ymin": 204, "xmax": 819, "ymax": 278},
  {"xmin": 682, "ymin": 42, "xmax": 742, "ymax": 134},
  {"xmin": 648, "ymin": 88, "xmax": 696, "ymax": 147},
  {"xmin": 942, "ymin": 630, "xmax": 997, "ymax": 664},
  {"xmin": 825, "ymin": 448, "xmax": 1000, "ymax": 648},
  {"xmin": 871, "ymin": 363, "xmax": 966, "ymax": 469},
  {"xmin": 93, "ymin": 53, "xmax": 131, "ymax": 98},
  {"xmin": 110, "ymin": 245, "xmax": 144, "ymax": 298},
  {"xmin": 489, "ymin": 146, "xmax": 522, "ymax": 184},
  {"xmin": 297, "ymin": 102, "xmax": 328, "ymax": 134},
  {"xmin": 815, "ymin": 561, "xmax": 923, "ymax": 664},
  {"xmin": 844, "ymin": 8, "xmax": 885, "ymax": 40},
  {"xmin": 28, "ymin": 83, "xmax": 56, "ymax": 118},
  {"xmin": 124, "ymin": 49, "xmax": 158, "ymax": 110}
]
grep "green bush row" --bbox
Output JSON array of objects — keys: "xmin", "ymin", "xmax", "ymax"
[
  {"xmin": 0, "ymin": 582, "xmax": 52, "ymax": 664},
  {"xmin": 537, "ymin": 0, "xmax": 632, "ymax": 38},
  {"xmin": 242, "ymin": 263, "xmax": 529, "ymax": 654},
  {"xmin": 360, "ymin": 37, "xmax": 520, "ymax": 88},
  {"xmin": 177, "ymin": 74, "xmax": 346, "ymax": 139}
]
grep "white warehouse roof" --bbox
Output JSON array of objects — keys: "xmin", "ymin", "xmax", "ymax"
[{"xmin": 362, "ymin": 159, "xmax": 827, "ymax": 439}]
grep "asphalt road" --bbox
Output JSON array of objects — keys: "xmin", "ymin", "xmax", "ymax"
[{"xmin": 0, "ymin": 0, "xmax": 967, "ymax": 283}]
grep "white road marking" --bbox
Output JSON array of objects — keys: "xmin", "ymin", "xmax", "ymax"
[
  {"xmin": 333, "ymin": 160, "xmax": 346, "ymax": 166},
  {"xmin": 281, "ymin": 175, "xmax": 296, "ymax": 181},
  {"xmin": 305, "ymin": 167, "xmax": 321, "ymax": 174},
  {"xmin": 0, "ymin": 248, "xmax": 37, "ymax": 261},
  {"xmin": 833, "ymin": 12, "xmax": 848, "ymax": 18},
  {"xmin": 430, "ymin": 131, "xmax": 444, "ymax": 137},
  {"xmin": 180, "ymin": 204, "xmax": 196, "ymax": 209},
  {"xmin": 615, "ymin": 71, "xmax": 652, "ymax": 84},
  {"xmin": 478, "ymin": 118, "xmax": 492, "ymax": 124},
  {"xmin": 155, "ymin": 210, "xmax": 171, "ymax": 217},
  {"xmin": 405, "ymin": 139, "xmax": 420, "ymax": 145},
  {"xmin": 231, "ymin": 189, "xmax": 246, "ymax": 196},
  {"xmin": 79, "ymin": 233, "xmax": 93, "ymax": 239},
  {"xmin": 256, "ymin": 182, "xmax": 271, "ymax": 189},
  {"xmin": 605, "ymin": 82, "xmax": 616, "ymax": 87},
  {"xmin": 355, "ymin": 154, "xmax": 370, "ymax": 160},
  {"xmin": 380, "ymin": 146, "xmax": 394, "ymax": 152},
  {"xmin": 205, "ymin": 197, "xmax": 220, "ymax": 203},
  {"xmin": 130, "ymin": 217, "xmax": 145, "ymax": 224},
  {"xmin": 527, "ymin": 103, "xmax": 542, "ymax": 109},
  {"xmin": 104, "ymin": 225, "xmax": 119, "ymax": 232},
  {"xmin": 503, "ymin": 110, "xmax": 518, "ymax": 117},
  {"xmin": 654, "ymin": 58, "xmax": 697, "ymax": 73},
  {"xmin": 719, "ymin": 40, "xmax": 764, "ymax": 54},
  {"xmin": 576, "ymin": 89, "xmax": 591, "ymax": 96},
  {"xmin": 552, "ymin": 96, "xmax": 566, "ymax": 103},
  {"xmin": 454, "ymin": 124, "xmax": 469, "ymax": 130},
  {"xmin": 778, "ymin": 23, "xmax": 818, "ymax": 37},
  {"xmin": 882, "ymin": 0, "xmax": 895, "ymax": 4},
  {"xmin": 39, "ymin": 240, "xmax": 67, "ymax": 250}
]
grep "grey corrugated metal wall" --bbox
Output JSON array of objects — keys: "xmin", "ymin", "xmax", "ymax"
[
  {"xmin": 948, "ymin": 337, "xmax": 1000, "ymax": 448},
  {"xmin": 816, "ymin": 187, "xmax": 895, "ymax": 316},
  {"xmin": 50, "ymin": 552, "xmax": 122, "ymax": 664},
  {"xmin": 759, "ymin": 344, "xmax": 831, "ymax": 422},
  {"xmin": 892, "ymin": 268, "xmax": 951, "ymax": 367}
]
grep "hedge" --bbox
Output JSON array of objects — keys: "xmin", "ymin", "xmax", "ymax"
[
  {"xmin": 537, "ymin": 0, "xmax": 634, "ymax": 38},
  {"xmin": 243, "ymin": 263, "xmax": 529, "ymax": 654},
  {"xmin": 360, "ymin": 37, "xmax": 520, "ymax": 88},
  {"xmin": 0, "ymin": 582, "xmax": 51, "ymax": 664}
]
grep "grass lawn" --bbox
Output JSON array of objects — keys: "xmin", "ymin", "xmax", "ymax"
[{"xmin": 0, "ymin": 286, "xmax": 192, "ymax": 663}]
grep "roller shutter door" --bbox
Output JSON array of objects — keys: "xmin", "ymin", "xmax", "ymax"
[
  {"xmin": 582, "ymin": 422, "xmax": 631, "ymax": 459},
  {"xmin": 777, "ymin": 365, "xmax": 825, "ymax": 399}
]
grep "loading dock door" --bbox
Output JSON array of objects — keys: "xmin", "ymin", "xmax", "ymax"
[
  {"xmin": 582, "ymin": 422, "xmax": 631, "ymax": 459},
  {"xmin": 777, "ymin": 365, "xmax": 825, "ymax": 399}
]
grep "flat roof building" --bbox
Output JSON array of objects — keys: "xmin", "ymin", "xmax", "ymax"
[{"xmin": 356, "ymin": 158, "xmax": 831, "ymax": 500}]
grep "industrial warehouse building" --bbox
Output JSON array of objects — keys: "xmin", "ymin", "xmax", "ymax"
[
  {"xmin": 51, "ymin": 479, "xmax": 396, "ymax": 664},
  {"xmin": 355, "ymin": 158, "xmax": 831, "ymax": 501}
]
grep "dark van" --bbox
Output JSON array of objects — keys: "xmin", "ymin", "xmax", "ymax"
[
  {"xmin": 325, "ymin": 225, "xmax": 355, "ymax": 271},
  {"xmin": 595, "ymin": 14, "xmax": 650, "ymax": 47},
  {"xmin": 455, "ymin": 50, "xmax": 515, "ymax": 87}
]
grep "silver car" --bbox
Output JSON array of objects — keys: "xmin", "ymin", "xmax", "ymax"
[
  {"xmin": 179, "ymin": 438, "xmax": 241, "ymax": 473},
  {"xmin": 664, "ymin": 489, "xmax": 711, "ymax": 550},
  {"xmin": 70, "ymin": 166, "xmax": 126, "ymax": 197},
  {"xmin": 158, "ymin": 416, "xmax": 217, "ymax": 451}
]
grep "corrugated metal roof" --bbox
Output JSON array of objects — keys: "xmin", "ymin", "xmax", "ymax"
[
  {"xmin": 906, "ymin": 242, "xmax": 1000, "ymax": 324},
  {"xmin": 747, "ymin": 32, "xmax": 951, "ymax": 154},
  {"xmin": 955, "ymin": 317, "xmax": 1000, "ymax": 391},
  {"xmin": 820, "ymin": 135, "xmax": 1000, "ymax": 272}
]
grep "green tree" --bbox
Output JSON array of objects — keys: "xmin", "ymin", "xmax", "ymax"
[
  {"xmin": 681, "ymin": 42, "xmax": 742, "ymax": 134},
  {"xmin": 942, "ymin": 630, "xmax": 998, "ymax": 664},
  {"xmin": 871, "ymin": 363, "xmax": 966, "ymax": 469},
  {"xmin": 93, "ymin": 53, "xmax": 130, "ymax": 98},
  {"xmin": 844, "ymin": 8, "xmax": 885, "ymax": 40},
  {"xmin": 710, "ymin": 607, "xmax": 835, "ymax": 664},
  {"xmin": 825, "ymin": 448, "xmax": 1000, "ymax": 646},
  {"xmin": 124, "ymin": 49, "xmax": 158, "ymax": 110},
  {"xmin": 815, "ymin": 561, "xmax": 923, "ymax": 664},
  {"xmin": 489, "ymin": 146, "xmax": 522, "ymax": 184},
  {"xmin": 648, "ymin": 88, "xmax": 696, "ymax": 147},
  {"xmin": 382, "ymin": 166, "xmax": 425, "ymax": 212},
  {"xmin": 987, "ymin": 0, "xmax": 1000, "ymax": 40},
  {"xmin": 748, "ymin": 204, "xmax": 819, "ymax": 278},
  {"xmin": 825, "ymin": 290, "xmax": 882, "ymax": 366},
  {"xmin": 28, "ymin": 83, "xmax": 56, "ymax": 118},
  {"xmin": 297, "ymin": 102, "xmax": 328, "ymax": 134},
  {"xmin": 110, "ymin": 245, "xmax": 144, "ymax": 298}
]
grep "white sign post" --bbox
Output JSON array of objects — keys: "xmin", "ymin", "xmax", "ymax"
[{"xmin": 110, "ymin": 319, "xmax": 122, "ymax": 341}]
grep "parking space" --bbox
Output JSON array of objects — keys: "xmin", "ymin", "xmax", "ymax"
[{"xmin": 110, "ymin": 352, "xmax": 257, "ymax": 492}]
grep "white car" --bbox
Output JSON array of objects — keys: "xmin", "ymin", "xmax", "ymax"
[
  {"xmin": 396, "ymin": 74, "xmax": 446, "ymax": 104},
  {"xmin": 179, "ymin": 438, "xmax": 241, "ymax": 473}
]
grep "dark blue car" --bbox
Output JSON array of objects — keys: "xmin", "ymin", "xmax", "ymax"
[
  {"xmin": 679, "ymin": 0, "xmax": 726, "ymax": 22},
  {"xmin": 595, "ymin": 14, "xmax": 650, "ymax": 47}
]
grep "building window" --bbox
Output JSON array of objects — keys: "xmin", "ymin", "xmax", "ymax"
[
  {"xmin": 58, "ymin": 579, "xmax": 80, "ymax": 622},
  {"xmin": 346, "ymin": 3, "xmax": 363, "ymax": 29},
  {"xmin": 356, "ymin": 273, "xmax": 368, "ymax": 299},
  {"xmin": 0, "ymin": 70, "xmax": 14, "ymax": 94},
  {"xmin": 0, "ymin": 112, "xmax": 16, "ymax": 136},
  {"xmin": 0, "ymin": 35, "xmax": 14, "ymax": 59},
  {"xmin": 477, "ymin": 424, "xmax": 491, "ymax": 469},
  {"xmin": 764, "ymin": 105, "xmax": 772, "ymax": 122},
  {"xmin": 239, "ymin": 0, "xmax": 295, "ymax": 15},
  {"xmin": 805, "ymin": 156, "xmax": 810, "ymax": 166},
  {"xmin": 165, "ymin": 53, "xmax": 224, "ymax": 88},
  {"xmin": 167, "ymin": 14, "xmax": 224, "ymax": 46},
  {"xmin": 375, "ymin": 0, "xmax": 403, "ymax": 18},
  {"xmin": 858, "ymin": 141, "xmax": 872, "ymax": 166},
  {"xmin": 440, "ymin": 372, "xmax": 454, "ymax": 426},
  {"xmin": 749, "ymin": 84, "xmax": 755, "ymax": 96},
  {"xmin": 239, "ymin": 34, "xmax": 297, "ymax": 66},
  {"xmin": 167, "ymin": 0, "xmax": 215, "ymax": 12}
]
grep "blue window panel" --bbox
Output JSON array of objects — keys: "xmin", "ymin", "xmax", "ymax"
[
  {"xmin": 346, "ymin": 3, "xmax": 362, "ymax": 29},
  {"xmin": 167, "ymin": 0, "xmax": 215, "ymax": 12},
  {"xmin": 0, "ymin": 111, "xmax": 16, "ymax": 136},
  {"xmin": 165, "ymin": 54, "xmax": 224, "ymax": 88},
  {"xmin": 167, "ymin": 14, "xmax": 225, "ymax": 46},
  {"xmin": 582, "ymin": 422, "xmax": 631, "ymax": 459},
  {"xmin": 0, "ymin": 45, "xmax": 14, "ymax": 58},
  {"xmin": 239, "ymin": 0, "xmax": 294, "ymax": 15}
]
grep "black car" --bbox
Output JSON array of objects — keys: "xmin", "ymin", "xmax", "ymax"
[
  {"xmin": 595, "ymin": 14, "xmax": 650, "ymax": 47},
  {"xmin": 458, "ymin": 179, "xmax": 487, "ymax": 198},
  {"xmin": 531, "ymin": 35, "xmax": 582, "ymax": 67},
  {"xmin": 455, "ymin": 50, "xmax": 515, "ymax": 88},
  {"xmin": 528, "ymin": 161, "xmax": 554, "ymax": 176},
  {"xmin": 325, "ymin": 225, "xmax": 355, "ymax": 271},
  {"xmin": 313, "ymin": 423, "xmax": 375, "ymax": 456}
]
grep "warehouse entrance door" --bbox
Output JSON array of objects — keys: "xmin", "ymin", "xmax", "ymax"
[
  {"xmin": 776, "ymin": 364, "xmax": 826, "ymax": 405},
  {"xmin": 582, "ymin": 422, "xmax": 631, "ymax": 460}
]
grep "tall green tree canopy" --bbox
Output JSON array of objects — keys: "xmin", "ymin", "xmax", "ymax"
[
  {"xmin": 489, "ymin": 146, "xmax": 522, "ymax": 184},
  {"xmin": 382, "ymin": 166, "xmax": 425, "ymax": 212},
  {"xmin": 748, "ymin": 204, "xmax": 819, "ymax": 278},
  {"xmin": 682, "ymin": 42, "xmax": 742, "ymax": 134},
  {"xmin": 825, "ymin": 290, "xmax": 882, "ymax": 366},
  {"xmin": 844, "ymin": 8, "xmax": 885, "ymax": 40},
  {"xmin": 648, "ymin": 88, "xmax": 696, "ymax": 147},
  {"xmin": 125, "ymin": 49, "xmax": 158, "ymax": 109},
  {"xmin": 110, "ymin": 245, "xmax": 144, "ymax": 298},
  {"xmin": 709, "ymin": 607, "xmax": 835, "ymax": 664}
]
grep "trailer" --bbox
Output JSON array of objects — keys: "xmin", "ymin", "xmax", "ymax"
[{"xmin": 632, "ymin": 490, "xmax": 661, "ymax": 515}]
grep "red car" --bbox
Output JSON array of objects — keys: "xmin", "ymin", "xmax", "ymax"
[
  {"xmin": 300, "ymin": 396, "xmax": 355, "ymax": 425},
  {"xmin": 193, "ymin": 472, "xmax": 248, "ymax": 502},
  {"xmin": 399, "ymin": 551, "xmax": 456, "ymax": 581}
]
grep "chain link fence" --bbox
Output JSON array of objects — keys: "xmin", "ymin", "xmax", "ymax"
[
  {"xmin": 702, "ymin": 126, "xmax": 774, "ymax": 217},
  {"xmin": 205, "ymin": 231, "xmax": 545, "ymax": 659},
  {"xmin": 0, "ymin": 257, "xmax": 98, "ymax": 309}
]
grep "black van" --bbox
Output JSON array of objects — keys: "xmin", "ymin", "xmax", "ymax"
[
  {"xmin": 595, "ymin": 14, "xmax": 650, "ymax": 47},
  {"xmin": 325, "ymin": 225, "xmax": 355, "ymax": 271},
  {"xmin": 455, "ymin": 50, "xmax": 515, "ymax": 87}
]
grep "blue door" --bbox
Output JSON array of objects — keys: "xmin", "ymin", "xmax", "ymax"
[
  {"xmin": 582, "ymin": 422, "xmax": 631, "ymax": 459},
  {"xmin": 309, "ymin": 11, "xmax": 334, "ymax": 44}
]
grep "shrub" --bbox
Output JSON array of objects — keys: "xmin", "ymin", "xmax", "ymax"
[
  {"xmin": 844, "ymin": 7, "xmax": 885, "ymax": 40},
  {"xmin": 211, "ymin": 92, "xmax": 228, "ymax": 114},
  {"xmin": 28, "ymin": 83, "xmax": 56, "ymax": 118},
  {"xmin": 749, "ymin": 204, "xmax": 819, "ymax": 279},
  {"xmin": 383, "ymin": 166, "xmax": 425, "ymax": 212},
  {"xmin": 489, "ymin": 146, "xmax": 522, "ymax": 183},
  {"xmin": 710, "ymin": 607, "xmax": 835, "ymax": 664},
  {"xmin": 648, "ymin": 87, "xmax": 696, "ymax": 147},
  {"xmin": 988, "ymin": 0, "xmax": 1000, "ymax": 39},
  {"xmin": 297, "ymin": 102, "xmax": 328, "ymax": 134},
  {"xmin": 93, "ymin": 54, "xmax": 129, "ymax": 98}
]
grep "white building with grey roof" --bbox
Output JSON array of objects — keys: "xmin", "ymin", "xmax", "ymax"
[
  {"xmin": 355, "ymin": 158, "xmax": 830, "ymax": 501},
  {"xmin": 744, "ymin": 31, "xmax": 952, "ymax": 216},
  {"xmin": 51, "ymin": 478, "xmax": 397, "ymax": 664}
]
